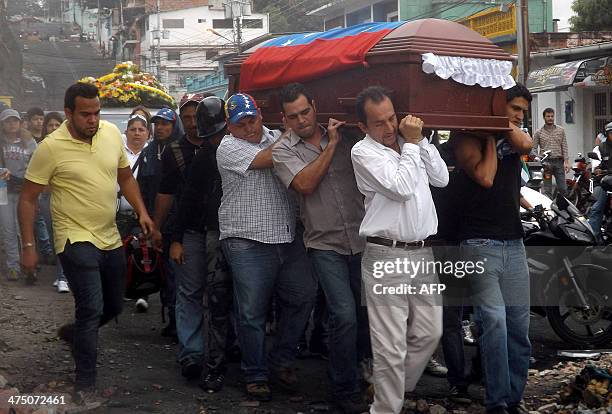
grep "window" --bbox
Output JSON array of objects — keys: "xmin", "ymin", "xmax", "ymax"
[
  {"xmin": 198, "ymin": 18, "xmax": 206, "ymax": 23},
  {"xmin": 242, "ymin": 19, "xmax": 263, "ymax": 29},
  {"xmin": 167, "ymin": 50, "xmax": 181, "ymax": 61},
  {"xmin": 163, "ymin": 19, "xmax": 184, "ymax": 29},
  {"xmin": 594, "ymin": 92, "xmax": 610, "ymax": 135},
  {"xmin": 206, "ymin": 50, "xmax": 218, "ymax": 60},
  {"xmin": 212, "ymin": 18, "xmax": 233, "ymax": 29}
]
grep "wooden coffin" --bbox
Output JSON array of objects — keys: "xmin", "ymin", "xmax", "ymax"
[{"xmin": 224, "ymin": 18, "xmax": 514, "ymax": 132}]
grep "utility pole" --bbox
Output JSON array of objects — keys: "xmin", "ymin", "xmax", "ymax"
[{"xmin": 516, "ymin": 0, "xmax": 530, "ymax": 85}]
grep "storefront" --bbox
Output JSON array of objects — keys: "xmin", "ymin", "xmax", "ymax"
[{"xmin": 527, "ymin": 55, "xmax": 612, "ymax": 157}]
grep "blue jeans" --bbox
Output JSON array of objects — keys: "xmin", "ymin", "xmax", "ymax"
[
  {"xmin": 308, "ymin": 249, "xmax": 369, "ymax": 400},
  {"xmin": 39, "ymin": 193, "xmax": 66, "ymax": 282},
  {"xmin": 588, "ymin": 185, "xmax": 607, "ymax": 236},
  {"xmin": 460, "ymin": 238, "xmax": 531, "ymax": 410},
  {"xmin": 59, "ymin": 242, "xmax": 126, "ymax": 389},
  {"xmin": 222, "ymin": 237, "xmax": 316, "ymax": 383},
  {"xmin": 174, "ymin": 231, "xmax": 231, "ymax": 370}
]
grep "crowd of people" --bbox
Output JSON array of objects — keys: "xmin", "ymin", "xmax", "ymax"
[{"xmin": 0, "ymin": 79, "xmax": 569, "ymax": 414}]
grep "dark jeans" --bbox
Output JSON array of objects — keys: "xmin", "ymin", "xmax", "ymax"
[
  {"xmin": 222, "ymin": 236, "xmax": 316, "ymax": 383},
  {"xmin": 308, "ymin": 249, "xmax": 370, "ymax": 400},
  {"xmin": 59, "ymin": 241, "xmax": 126, "ymax": 389},
  {"xmin": 174, "ymin": 230, "xmax": 232, "ymax": 370}
]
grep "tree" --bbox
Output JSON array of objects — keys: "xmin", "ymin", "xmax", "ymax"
[
  {"xmin": 569, "ymin": 0, "xmax": 612, "ymax": 31},
  {"xmin": 252, "ymin": 0, "xmax": 326, "ymax": 33},
  {"xmin": 7, "ymin": 0, "xmax": 44, "ymax": 17}
]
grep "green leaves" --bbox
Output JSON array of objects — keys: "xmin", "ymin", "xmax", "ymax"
[{"xmin": 569, "ymin": 0, "xmax": 612, "ymax": 31}]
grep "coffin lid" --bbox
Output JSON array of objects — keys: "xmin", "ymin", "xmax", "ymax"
[{"xmin": 225, "ymin": 18, "xmax": 513, "ymax": 73}]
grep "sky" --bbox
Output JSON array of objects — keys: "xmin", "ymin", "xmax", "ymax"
[{"xmin": 553, "ymin": 0, "xmax": 574, "ymax": 31}]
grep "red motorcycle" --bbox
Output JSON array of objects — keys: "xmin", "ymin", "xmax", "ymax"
[{"xmin": 566, "ymin": 153, "xmax": 594, "ymax": 214}]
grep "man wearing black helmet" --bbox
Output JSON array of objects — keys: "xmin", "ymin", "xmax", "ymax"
[
  {"xmin": 588, "ymin": 121, "xmax": 612, "ymax": 236},
  {"xmin": 170, "ymin": 96, "xmax": 232, "ymax": 393}
]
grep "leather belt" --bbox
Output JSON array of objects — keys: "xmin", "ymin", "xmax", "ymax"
[{"xmin": 366, "ymin": 236, "xmax": 442, "ymax": 249}]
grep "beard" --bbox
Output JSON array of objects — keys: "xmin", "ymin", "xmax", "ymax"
[{"xmin": 73, "ymin": 122, "xmax": 98, "ymax": 139}]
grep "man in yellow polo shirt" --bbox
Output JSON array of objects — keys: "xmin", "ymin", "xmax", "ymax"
[{"xmin": 18, "ymin": 82, "xmax": 154, "ymax": 400}]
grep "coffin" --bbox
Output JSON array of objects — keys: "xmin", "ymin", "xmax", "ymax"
[{"xmin": 224, "ymin": 18, "xmax": 515, "ymax": 132}]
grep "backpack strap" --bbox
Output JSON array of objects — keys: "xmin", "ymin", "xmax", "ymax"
[{"xmin": 170, "ymin": 141, "xmax": 186, "ymax": 176}]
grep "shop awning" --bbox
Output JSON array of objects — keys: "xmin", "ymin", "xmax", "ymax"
[{"xmin": 527, "ymin": 56, "xmax": 612, "ymax": 92}]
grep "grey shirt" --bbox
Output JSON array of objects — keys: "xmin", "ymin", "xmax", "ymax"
[
  {"xmin": 1, "ymin": 133, "xmax": 37, "ymax": 183},
  {"xmin": 272, "ymin": 128, "xmax": 365, "ymax": 255},
  {"xmin": 217, "ymin": 126, "xmax": 296, "ymax": 244}
]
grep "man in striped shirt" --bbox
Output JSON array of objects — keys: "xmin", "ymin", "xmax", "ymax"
[{"xmin": 532, "ymin": 108, "xmax": 569, "ymax": 196}]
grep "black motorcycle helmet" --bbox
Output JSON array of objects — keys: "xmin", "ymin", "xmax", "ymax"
[
  {"xmin": 196, "ymin": 96, "xmax": 226, "ymax": 139},
  {"xmin": 601, "ymin": 174, "xmax": 612, "ymax": 192}
]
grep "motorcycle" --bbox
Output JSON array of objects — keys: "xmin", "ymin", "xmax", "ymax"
[
  {"xmin": 521, "ymin": 192, "xmax": 612, "ymax": 347},
  {"xmin": 586, "ymin": 151, "xmax": 612, "ymax": 242},
  {"xmin": 522, "ymin": 150, "xmax": 550, "ymax": 192},
  {"xmin": 565, "ymin": 153, "xmax": 594, "ymax": 214}
]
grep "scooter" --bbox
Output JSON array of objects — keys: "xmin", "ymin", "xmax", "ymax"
[{"xmin": 521, "ymin": 192, "xmax": 612, "ymax": 347}]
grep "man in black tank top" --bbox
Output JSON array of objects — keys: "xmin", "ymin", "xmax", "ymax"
[{"xmin": 450, "ymin": 83, "xmax": 533, "ymax": 414}]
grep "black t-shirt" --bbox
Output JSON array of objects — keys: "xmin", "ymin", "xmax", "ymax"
[
  {"xmin": 158, "ymin": 135, "xmax": 202, "ymax": 195},
  {"xmin": 454, "ymin": 135, "xmax": 524, "ymax": 240},
  {"xmin": 171, "ymin": 144, "xmax": 222, "ymax": 242}
]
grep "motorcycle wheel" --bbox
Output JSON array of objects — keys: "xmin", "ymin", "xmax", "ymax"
[{"xmin": 547, "ymin": 284, "xmax": 612, "ymax": 347}]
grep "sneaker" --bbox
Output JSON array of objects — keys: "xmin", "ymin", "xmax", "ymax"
[
  {"xmin": 246, "ymin": 381, "xmax": 271, "ymax": 401},
  {"xmin": 425, "ymin": 357, "xmax": 448, "ymax": 377},
  {"xmin": 335, "ymin": 393, "xmax": 369, "ymax": 414},
  {"xmin": 507, "ymin": 404, "xmax": 529, "ymax": 414},
  {"xmin": 135, "ymin": 298, "xmax": 149, "ymax": 313},
  {"xmin": 180, "ymin": 361, "xmax": 202, "ymax": 381},
  {"xmin": 201, "ymin": 368, "xmax": 225, "ymax": 393},
  {"xmin": 74, "ymin": 389, "xmax": 107, "ymax": 409},
  {"xmin": 449, "ymin": 385, "xmax": 472, "ymax": 404},
  {"xmin": 57, "ymin": 280, "xmax": 70, "ymax": 293},
  {"xmin": 462, "ymin": 320, "xmax": 476, "ymax": 345},
  {"xmin": 24, "ymin": 271, "xmax": 37, "ymax": 285},
  {"xmin": 271, "ymin": 366, "xmax": 298, "ymax": 392},
  {"xmin": 6, "ymin": 268, "xmax": 19, "ymax": 281}
]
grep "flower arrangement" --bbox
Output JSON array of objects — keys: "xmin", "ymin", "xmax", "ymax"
[{"xmin": 79, "ymin": 61, "xmax": 176, "ymax": 108}]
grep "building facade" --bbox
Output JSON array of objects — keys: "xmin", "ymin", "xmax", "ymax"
[
  {"xmin": 307, "ymin": 0, "xmax": 552, "ymax": 34},
  {"xmin": 136, "ymin": 1, "xmax": 268, "ymax": 101}
]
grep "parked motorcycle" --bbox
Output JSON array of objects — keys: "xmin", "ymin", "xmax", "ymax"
[
  {"xmin": 523, "ymin": 150, "xmax": 550, "ymax": 192},
  {"xmin": 521, "ymin": 192, "xmax": 612, "ymax": 347},
  {"xmin": 566, "ymin": 153, "xmax": 594, "ymax": 214}
]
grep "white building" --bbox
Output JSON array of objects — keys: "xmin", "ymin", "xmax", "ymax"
[
  {"xmin": 138, "ymin": 3, "xmax": 269, "ymax": 101},
  {"xmin": 527, "ymin": 45, "xmax": 612, "ymax": 159}
]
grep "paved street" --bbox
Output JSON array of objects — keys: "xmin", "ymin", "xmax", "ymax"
[
  {"xmin": 0, "ymin": 263, "xmax": 592, "ymax": 414},
  {"xmin": 18, "ymin": 22, "xmax": 114, "ymax": 110}
]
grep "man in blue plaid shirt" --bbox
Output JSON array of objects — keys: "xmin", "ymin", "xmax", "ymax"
[{"xmin": 216, "ymin": 93, "xmax": 316, "ymax": 402}]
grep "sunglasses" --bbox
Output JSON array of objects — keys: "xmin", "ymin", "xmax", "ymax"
[{"xmin": 128, "ymin": 114, "xmax": 148, "ymax": 125}]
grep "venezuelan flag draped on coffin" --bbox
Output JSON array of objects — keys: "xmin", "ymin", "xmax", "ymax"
[{"xmin": 225, "ymin": 19, "xmax": 517, "ymax": 132}]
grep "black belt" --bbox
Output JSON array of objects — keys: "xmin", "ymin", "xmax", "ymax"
[{"xmin": 366, "ymin": 236, "xmax": 443, "ymax": 249}]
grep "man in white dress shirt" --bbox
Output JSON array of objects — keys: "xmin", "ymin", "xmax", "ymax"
[{"xmin": 350, "ymin": 86, "xmax": 449, "ymax": 414}]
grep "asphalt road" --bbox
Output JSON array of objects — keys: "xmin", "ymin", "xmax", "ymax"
[
  {"xmin": 19, "ymin": 22, "xmax": 114, "ymax": 111},
  {"xmin": 0, "ymin": 263, "xmax": 594, "ymax": 414}
]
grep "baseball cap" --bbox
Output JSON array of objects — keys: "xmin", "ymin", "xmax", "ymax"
[
  {"xmin": 225, "ymin": 93, "xmax": 258, "ymax": 124},
  {"xmin": 0, "ymin": 109, "xmax": 21, "ymax": 122},
  {"xmin": 179, "ymin": 93, "xmax": 209, "ymax": 110},
  {"xmin": 151, "ymin": 108, "xmax": 177, "ymax": 123}
]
